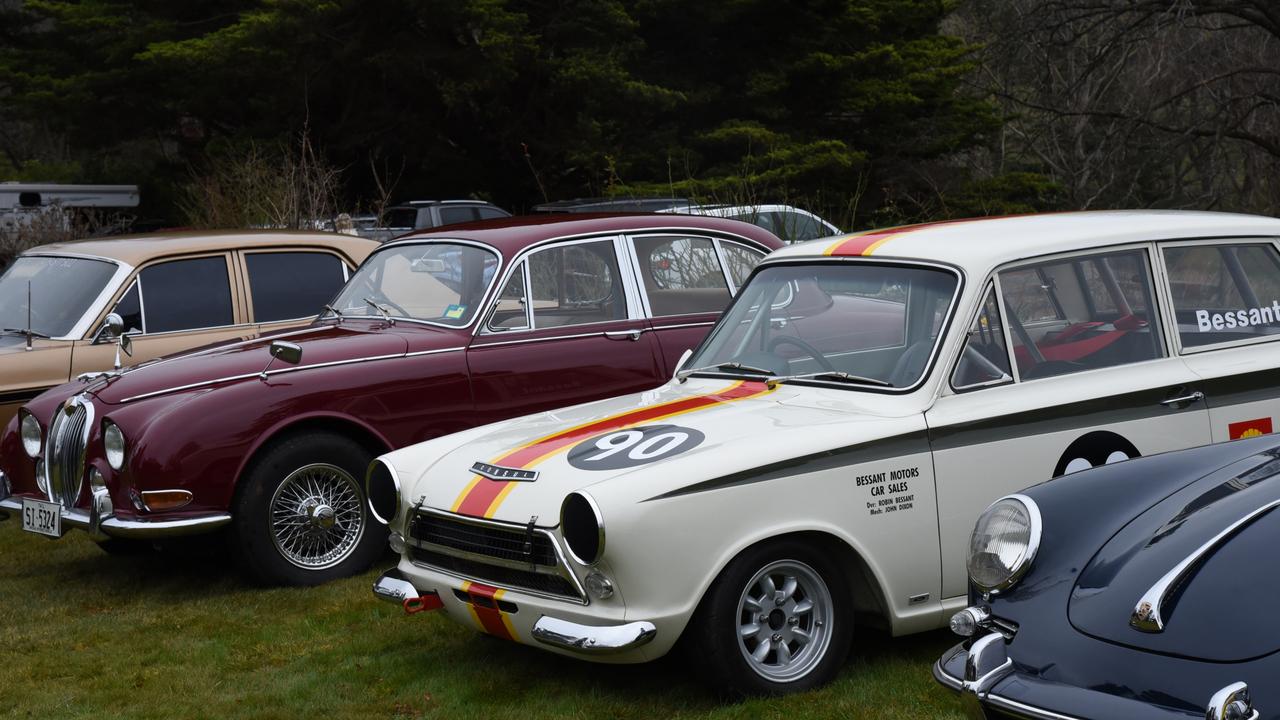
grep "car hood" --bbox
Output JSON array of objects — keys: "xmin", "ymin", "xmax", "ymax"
[
  {"xmin": 1068, "ymin": 445, "xmax": 1280, "ymax": 662},
  {"xmin": 395, "ymin": 378, "xmax": 925, "ymax": 527},
  {"xmin": 85, "ymin": 323, "xmax": 423, "ymax": 405}
]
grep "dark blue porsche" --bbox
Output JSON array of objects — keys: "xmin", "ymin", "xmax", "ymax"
[{"xmin": 935, "ymin": 433, "xmax": 1280, "ymax": 720}]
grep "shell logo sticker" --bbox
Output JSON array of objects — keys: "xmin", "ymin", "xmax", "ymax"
[{"xmin": 1229, "ymin": 418, "xmax": 1273, "ymax": 440}]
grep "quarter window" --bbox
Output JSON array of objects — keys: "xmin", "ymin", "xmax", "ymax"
[
  {"xmin": 137, "ymin": 256, "xmax": 235, "ymax": 333},
  {"xmin": 111, "ymin": 282, "xmax": 143, "ymax": 334},
  {"xmin": 487, "ymin": 262, "xmax": 530, "ymax": 331},
  {"xmin": 634, "ymin": 235, "xmax": 732, "ymax": 316},
  {"xmin": 952, "ymin": 285, "xmax": 1012, "ymax": 389},
  {"xmin": 720, "ymin": 242, "xmax": 767, "ymax": 290},
  {"xmin": 999, "ymin": 249, "xmax": 1162, "ymax": 379},
  {"xmin": 1164, "ymin": 243, "xmax": 1280, "ymax": 348},
  {"xmin": 527, "ymin": 240, "xmax": 626, "ymax": 328},
  {"xmin": 246, "ymin": 252, "xmax": 347, "ymax": 323}
]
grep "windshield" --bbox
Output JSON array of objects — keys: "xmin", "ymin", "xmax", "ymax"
[
  {"xmin": 0, "ymin": 255, "xmax": 118, "ymax": 337},
  {"xmin": 685, "ymin": 262, "xmax": 960, "ymax": 389},
  {"xmin": 331, "ymin": 242, "xmax": 498, "ymax": 326}
]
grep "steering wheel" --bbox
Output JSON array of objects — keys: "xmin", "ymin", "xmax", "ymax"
[{"xmin": 767, "ymin": 335, "xmax": 837, "ymax": 373}]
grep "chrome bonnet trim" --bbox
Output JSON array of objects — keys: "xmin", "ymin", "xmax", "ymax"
[
  {"xmin": 118, "ymin": 346, "xmax": 465, "ymax": 403},
  {"xmin": 1131, "ymin": 497, "xmax": 1280, "ymax": 632}
]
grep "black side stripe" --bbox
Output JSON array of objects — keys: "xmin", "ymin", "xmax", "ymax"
[
  {"xmin": 0, "ymin": 387, "xmax": 51, "ymax": 406},
  {"xmin": 643, "ymin": 430, "xmax": 931, "ymax": 502}
]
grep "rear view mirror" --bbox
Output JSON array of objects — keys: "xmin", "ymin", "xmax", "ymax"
[{"xmin": 411, "ymin": 258, "xmax": 448, "ymax": 273}]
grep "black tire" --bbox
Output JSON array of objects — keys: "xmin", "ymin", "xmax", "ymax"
[
  {"xmin": 231, "ymin": 431, "xmax": 386, "ymax": 586},
  {"xmin": 686, "ymin": 538, "xmax": 853, "ymax": 697}
]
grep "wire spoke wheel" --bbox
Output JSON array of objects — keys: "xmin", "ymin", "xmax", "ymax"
[
  {"xmin": 268, "ymin": 463, "xmax": 366, "ymax": 570},
  {"xmin": 735, "ymin": 559, "xmax": 833, "ymax": 683}
]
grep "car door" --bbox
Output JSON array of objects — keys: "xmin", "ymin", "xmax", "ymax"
[
  {"xmin": 466, "ymin": 236, "xmax": 664, "ymax": 423},
  {"xmin": 238, "ymin": 249, "xmax": 352, "ymax": 335},
  {"xmin": 629, "ymin": 234, "xmax": 768, "ymax": 374},
  {"xmin": 926, "ymin": 245, "xmax": 1212, "ymax": 599},
  {"xmin": 70, "ymin": 253, "xmax": 250, "ymax": 376},
  {"xmin": 1160, "ymin": 239, "xmax": 1280, "ymax": 442}
]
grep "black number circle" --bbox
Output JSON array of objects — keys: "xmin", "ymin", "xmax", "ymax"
[{"xmin": 567, "ymin": 424, "xmax": 706, "ymax": 471}]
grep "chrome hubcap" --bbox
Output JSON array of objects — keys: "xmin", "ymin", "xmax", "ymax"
[
  {"xmin": 736, "ymin": 560, "xmax": 833, "ymax": 682},
  {"xmin": 269, "ymin": 463, "xmax": 365, "ymax": 570}
]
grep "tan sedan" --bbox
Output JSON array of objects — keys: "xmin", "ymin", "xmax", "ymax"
[{"xmin": 0, "ymin": 230, "xmax": 376, "ymax": 428}]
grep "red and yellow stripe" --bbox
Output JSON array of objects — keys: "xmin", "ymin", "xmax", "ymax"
[
  {"xmin": 450, "ymin": 380, "xmax": 775, "ymax": 518},
  {"xmin": 822, "ymin": 215, "xmax": 1026, "ymax": 257},
  {"xmin": 461, "ymin": 581, "xmax": 518, "ymax": 641}
]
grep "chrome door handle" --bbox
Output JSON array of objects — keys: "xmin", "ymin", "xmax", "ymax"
[
  {"xmin": 1160, "ymin": 391, "xmax": 1204, "ymax": 407},
  {"xmin": 604, "ymin": 330, "xmax": 642, "ymax": 342}
]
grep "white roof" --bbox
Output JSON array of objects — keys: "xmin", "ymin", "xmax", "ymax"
[{"xmin": 768, "ymin": 210, "xmax": 1280, "ymax": 274}]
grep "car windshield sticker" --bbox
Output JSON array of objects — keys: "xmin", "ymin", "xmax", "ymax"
[
  {"xmin": 567, "ymin": 424, "xmax": 705, "ymax": 470},
  {"xmin": 1195, "ymin": 302, "xmax": 1280, "ymax": 332},
  {"xmin": 450, "ymin": 380, "xmax": 775, "ymax": 518},
  {"xmin": 1230, "ymin": 418, "xmax": 1273, "ymax": 440},
  {"xmin": 444, "ymin": 304, "xmax": 467, "ymax": 320}
]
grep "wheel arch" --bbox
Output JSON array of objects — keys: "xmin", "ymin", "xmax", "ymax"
[{"xmin": 232, "ymin": 411, "xmax": 394, "ymax": 494}]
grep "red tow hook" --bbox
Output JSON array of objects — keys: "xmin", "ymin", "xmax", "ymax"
[{"xmin": 403, "ymin": 593, "xmax": 444, "ymax": 615}]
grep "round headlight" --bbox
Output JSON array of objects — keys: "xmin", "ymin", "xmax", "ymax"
[
  {"xmin": 20, "ymin": 412, "xmax": 42, "ymax": 458},
  {"xmin": 967, "ymin": 494, "xmax": 1042, "ymax": 595},
  {"xmin": 365, "ymin": 459, "xmax": 400, "ymax": 525},
  {"xmin": 561, "ymin": 492, "xmax": 604, "ymax": 565},
  {"xmin": 103, "ymin": 421, "xmax": 126, "ymax": 471}
]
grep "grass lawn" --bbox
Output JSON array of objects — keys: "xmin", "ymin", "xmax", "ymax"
[{"xmin": 0, "ymin": 522, "xmax": 965, "ymax": 719}]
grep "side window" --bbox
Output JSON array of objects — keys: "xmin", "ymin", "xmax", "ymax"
[
  {"xmin": 477, "ymin": 207, "xmax": 508, "ymax": 220},
  {"xmin": 781, "ymin": 212, "xmax": 823, "ymax": 242},
  {"xmin": 246, "ymin": 252, "xmax": 347, "ymax": 323},
  {"xmin": 721, "ymin": 242, "xmax": 767, "ymax": 290},
  {"xmin": 999, "ymin": 249, "xmax": 1162, "ymax": 380},
  {"xmin": 138, "ymin": 256, "xmax": 235, "ymax": 333},
  {"xmin": 634, "ymin": 235, "xmax": 732, "ymax": 316},
  {"xmin": 1164, "ymin": 243, "xmax": 1280, "ymax": 349},
  {"xmin": 527, "ymin": 240, "xmax": 626, "ymax": 328},
  {"xmin": 487, "ymin": 262, "xmax": 530, "ymax": 331},
  {"xmin": 952, "ymin": 284, "xmax": 1012, "ymax": 389},
  {"xmin": 111, "ymin": 281, "xmax": 144, "ymax": 334},
  {"xmin": 437, "ymin": 207, "xmax": 477, "ymax": 227}
]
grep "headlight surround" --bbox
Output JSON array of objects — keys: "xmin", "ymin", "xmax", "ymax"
[
  {"xmin": 561, "ymin": 491, "xmax": 604, "ymax": 566},
  {"xmin": 967, "ymin": 494, "xmax": 1042, "ymax": 596},
  {"xmin": 20, "ymin": 412, "xmax": 42, "ymax": 458},
  {"xmin": 365, "ymin": 459, "xmax": 401, "ymax": 526},
  {"xmin": 103, "ymin": 421, "xmax": 126, "ymax": 471}
]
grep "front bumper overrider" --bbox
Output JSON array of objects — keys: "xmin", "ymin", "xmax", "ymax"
[
  {"xmin": 0, "ymin": 477, "xmax": 231, "ymax": 540},
  {"xmin": 935, "ymin": 636, "xmax": 1203, "ymax": 720},
  {"xmin": 373, "ymin": 567, "xmax": 657, "ymax": 656}
]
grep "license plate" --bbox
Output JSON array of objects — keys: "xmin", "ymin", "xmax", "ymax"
[{"xmin": 21, "ymin": 498, "xmax": 61, "ymax": 538}]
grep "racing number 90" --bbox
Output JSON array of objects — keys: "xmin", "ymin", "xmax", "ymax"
[{"xmin": 566, "ymin": 424, "xmax": 706, "ymax": 471}]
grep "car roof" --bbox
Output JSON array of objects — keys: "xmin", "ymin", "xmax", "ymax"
[
  {"xmin": 769, "ymin": 210, "xmax": 1280, "ymax": 272},
  {"xmin": 25, "ymin": 230, "xmax": 378, "ymax": 267},
  {"xmin": 391, "ymin": 212, "xmax": 785, "ymax": 255}
]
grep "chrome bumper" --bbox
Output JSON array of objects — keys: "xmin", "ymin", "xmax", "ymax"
[
  {"xmin": 0, "ymin": 492, "xmax": 232, "ymax": 540},
  {"xmin": 531, "ymin": 616, "xmax": 657, "ymax": 655},
  {"xmin": 373, "ymin": 568, "xmax": 420, "ymax": 604}
]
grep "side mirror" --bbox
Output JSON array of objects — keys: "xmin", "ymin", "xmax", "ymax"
[
  {"xmin": 270, "ymin": 341, "xmax": 303, "ymax": 365},
  {"xmin": 673, "ymin": 348, "xmax": 693, "ymax": 379},
  {"xmin": 105, "ymin": 313, "xmax": 124, "ymax": 339}
]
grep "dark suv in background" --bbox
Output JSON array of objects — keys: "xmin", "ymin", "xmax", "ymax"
[{"xmin": 358, "ymin": 200, "xmax": 510, "ymax": 242}]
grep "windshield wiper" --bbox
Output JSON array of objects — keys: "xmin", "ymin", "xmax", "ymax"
[
  {"xmin": 0, "ymin": 327, "xmax": 51, "ymax": 340},
  {"xmin": 769, "ymin": 371, "xmax": 892, "ymax": 388},
  {"xmin": 677, "ymin": 362, "xmax": 776, "ymax": 383},
  {"xmin": 320, "ymin": 304, "xmax": 344, "ymax": 320},
  {"xmin": 363, "ymin": 298, "xmax": 395, "ymax": 325}
]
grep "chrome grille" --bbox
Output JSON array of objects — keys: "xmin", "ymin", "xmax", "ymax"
[
  {"xmin": 46, "ymin": 397, "xmax": 91, "ymax": 509},
  {"xmin": 408, "ymin": 509, "xmax": 585, "ymax": 603}
]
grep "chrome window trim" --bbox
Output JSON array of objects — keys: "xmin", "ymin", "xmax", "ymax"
[
  {"xmin": 624, "ymin": 232, "xmax": 737, "ymax": 320},
  {"xmin": 482, "ymin": 260, "xmax": 531, "ymax": 334},
  {"xmin": 407, "ymin": 506, "xmax": 588, "ymax": 605},
  {"xmin": 12, "ymin": 253, "xmax": 133, "ymax": 341},
  {"xmin": 685, "ymin": 256, "xmax": 966, "ymax": 395},
  {"xmin": 344, "ymin": 238, "xmax": 505, "ymax": 331},
  {"xmin": 715, "ymin": 238, "xmax": 769, "ymax": 293},
  {"xmin": 117, "ymin": 345, "xmax": 465, "ymax": 403}
]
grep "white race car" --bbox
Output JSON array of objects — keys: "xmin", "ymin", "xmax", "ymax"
[{"xmin": 367, "ymin": 210, "xmax": 1280, "ymax": 695}]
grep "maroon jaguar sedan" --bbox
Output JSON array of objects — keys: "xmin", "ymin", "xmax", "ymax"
[{"xmin": 0, "ymin": 215, "xmax": 780, "ymax": 585}]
